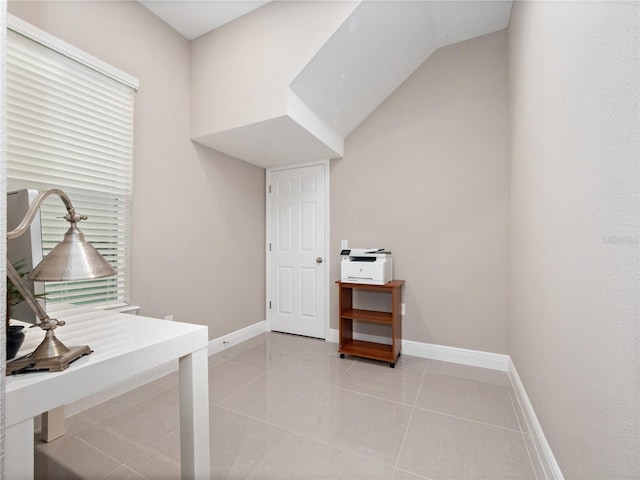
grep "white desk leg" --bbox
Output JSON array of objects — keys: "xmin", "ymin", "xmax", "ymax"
[
  {"xmin": 6, "ymin": 417, "xmax": 35, "ymax": 480},
  {"xmin": 179, "ymin": 347, "xmax": 210, "ymax": 480},
  {"xmin": 42, "ymin": 406, "xmax": 65, "ymax": 442}
]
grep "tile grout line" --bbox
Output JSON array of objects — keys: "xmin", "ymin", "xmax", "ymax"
[
  {"xmin": 214, "ymin": 354, "xmax": 357, "ymax": 407},
  {"xmin": 422, "ymin": 370, "xmax": 511, "ymax": 387},
  {"xmin": 423, "ymin": 358, "xmax": 510, "ymax": 387},
  {"xmin": 332, "ymin": 359, "xmax": 426, "ymax": 408},
  {"xmin": 214, "ymin": 379, "xmax": 334, "ymax": 434},
  {"xmin": 211, "ymin": 363, "xmax": 268, "ymax": 406},
  {"xmin": 50, "ymin": 384, "xmax": 182, "ymax": 480},
  {"xmin": 100, "ymin": 462, "xmax": 150, "ymax": 480},
  {"xmin": 121, "ymin": 424, "xmax": 182, "ymax": 467},
  {"xmin": 508, "ymin": 388, "xmax": 541, "ymax": 479},
  {"xmin": 219, "ymin": 356, "xmax": 276, "ymax": 371},
  {"xmin": 216, "ymin": 386, "xmax": 403, "ymax": 472},
  {"xmin": 70, "ymin": 390, "xmax": 182, "ymax": 480},
  {"xmin": 278, "ymin": 426, "xmax": 400, "ymax": 472},
  {"xmin": 398, "ymin": 360, "xmax": 431, "ymax": 479},
  {"xmin": 331, "ymin": 383, "xmax": 422, "ymax": 409},
  {"xmin": 393, "ymin": 370, "xmax": 425, "ymax": 471},
  {"xmin": 411, "ymin": 403, "xmax": 527, "ymax": 434},
  {"xmin": 240, "ymin": 431, "xmax": 286, "ymax": 480},
  {"xmin": 66, "ymin": 382, "xmax": 175, "ymax": 437},
  {"xmin": 70, "ymin": 434, "xmax": 142, "ymax": 480},
  {"xmin": 507, "ymin": 376, "xmax": 551, "ymax": 480},
  {"xmin": 393, "ymin": 466, "xmax": 432, "ymax": 480},
  {"xmin": 218, "ymin": 404, "xmax": 401, "ymax": 477}
]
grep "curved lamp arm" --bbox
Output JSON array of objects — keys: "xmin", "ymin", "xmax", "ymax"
[{"xmin": 7, "ymin": 188, "xmax": 86, "ymax": 241}]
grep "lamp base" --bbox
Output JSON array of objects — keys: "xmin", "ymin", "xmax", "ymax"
[{"xmin": 6, "ymin": 345, "xmax": 92, "ymax": 375}]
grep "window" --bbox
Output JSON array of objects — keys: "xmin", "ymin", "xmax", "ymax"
[{"xmin": 6, "ymin": 17, "xmax": 138, "ymax": 306}]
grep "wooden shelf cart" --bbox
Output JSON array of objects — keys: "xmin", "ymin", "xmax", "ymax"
[{"xmin": 336, "ymin": 280, "xmax": 405, "ymax": 368}]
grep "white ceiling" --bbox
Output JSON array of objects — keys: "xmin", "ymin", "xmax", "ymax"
[{"xmin": 138, "ymin": 0, "xmax": 271, "ymax": 40}]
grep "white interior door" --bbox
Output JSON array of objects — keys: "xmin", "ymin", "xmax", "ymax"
[{"xmin": 268, "ymin": 163, "xmax": 326, "ymax": 339}]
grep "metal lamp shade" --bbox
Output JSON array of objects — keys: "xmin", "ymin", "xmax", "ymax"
[{"xmin": 28, "ymin": 224, "xmax": 116, "ymax": 282}]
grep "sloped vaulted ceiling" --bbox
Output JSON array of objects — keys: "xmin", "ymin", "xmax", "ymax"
[
  {"xmin": 141, "ymin": 1, "xmax": 513, "ymax": 168},
  {"xmin": 290, "ymin": 1, "xmax": 513, "ymax": 138}
]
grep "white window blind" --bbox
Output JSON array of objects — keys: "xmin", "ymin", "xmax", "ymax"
[{"xmin": 6, "ymin": 27, "xmax": 135, "ymax": 306}]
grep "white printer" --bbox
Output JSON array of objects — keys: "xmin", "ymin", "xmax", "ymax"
[{"xmin": 340, "ymin": 248, "xmax": 393, "ymax": 285}]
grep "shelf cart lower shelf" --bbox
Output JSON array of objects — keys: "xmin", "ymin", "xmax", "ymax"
[{"xmin": 339, "ymin": 340, "xmax": 400, "ymax": 367}]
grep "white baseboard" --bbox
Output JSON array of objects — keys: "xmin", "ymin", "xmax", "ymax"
[
  {"xmin": 327, "ymin": 328, "xmax": 509, "ymax": 371},
  {"xmin": 207, "ymin": 320, "xmax": 266, "ymax": 356},
  {"xmin": 60, "ymin": 320, "xmax": 267, "ymax": 421},
  {"xmin": 508, "ymin": 358, "xmax": 564, "ymax": 480}
]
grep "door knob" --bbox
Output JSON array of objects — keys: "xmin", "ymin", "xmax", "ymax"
[{"xmin": 316, "ymin": 257, "xmax": 324, "ymax": 264}]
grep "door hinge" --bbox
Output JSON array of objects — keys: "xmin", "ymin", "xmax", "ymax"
[
  {"xmin": 269, "ymin": 301, "xmax": 272, "ymax": 309},
  {"xmin": 268, "ymin": 185, "xmax": 271, "ymax": 194},
  {"xmin": 269, "ymin": 243, "xmax": 272, "ymax": 252}
]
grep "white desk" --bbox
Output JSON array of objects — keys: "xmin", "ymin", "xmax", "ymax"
[{"xmin": 5, "ymin": 304, "xmax": 210, "ymax": 479}]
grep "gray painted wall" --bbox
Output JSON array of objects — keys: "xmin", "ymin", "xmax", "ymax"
[
  {"xmin": 332, "ymin": 31, "xmax": 510, "ymax": 354},
  {"xmin": 7, "ymin": 1, "xmax": 266, "ymax": 341},
  {"xmin": 509, "ymin": 2, "xmax": 639, "ymax": 477}
]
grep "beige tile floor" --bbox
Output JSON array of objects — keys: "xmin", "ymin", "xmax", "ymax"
[{"xmin": 33, "ymin": 332, "xmax": 545, "ymax": 479}]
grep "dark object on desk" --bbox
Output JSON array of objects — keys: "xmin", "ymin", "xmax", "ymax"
[{"xmin": 6, "ymin": 325, "xmax": 25, "ymax": 361}]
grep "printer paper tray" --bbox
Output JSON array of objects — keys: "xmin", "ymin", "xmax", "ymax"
[{"xmin": 342, "ymin": 277, "xmax": 385, "ymax": 285}]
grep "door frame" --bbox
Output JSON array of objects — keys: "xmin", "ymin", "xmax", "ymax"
[{"xmin": 265, "ymin": 159, "xmax": 330, "ymax": 340}]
